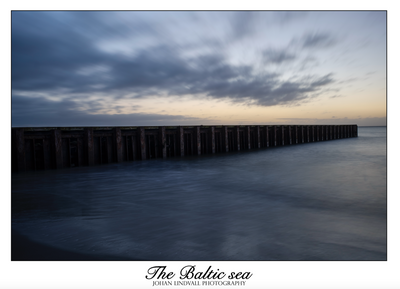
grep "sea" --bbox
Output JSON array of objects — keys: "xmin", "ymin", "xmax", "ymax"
[{"xmin": 11, "ymin": 126, "xmax": 387, "ymax": 260}]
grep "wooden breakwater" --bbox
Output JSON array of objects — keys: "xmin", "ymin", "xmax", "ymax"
[{"xmin": 11, "ymin": 124, "xmax": 358, "ymax": 172}]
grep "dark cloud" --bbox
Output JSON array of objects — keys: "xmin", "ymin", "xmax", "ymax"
[
  {"xmin": 12, "ymin": 94, "xmax": 210, "ymax": 127},
  {"xmin": 301, "ymin": 32, "xmax": 336, "ymax": 48},
  {"xmin": 309, "ymin": 73, "xmax": 334, "ymax": 87},
  {"xmin": 12, "ymin": 11, "xmax": 341, "ymax": 126},
  {"xmin": 255, "ymin": 74, "xmax": 335, "ymax": 106},
  {"xmin": 12, "ymin": 12, "xmax": 110, "ymax": 92},
  {"xmin": 263, "ymin": 48, "xmax": 296, "ymax": 64},
  {"xmin": 12, "ymin": 24, "xmax": 334, "ymax": 106}
]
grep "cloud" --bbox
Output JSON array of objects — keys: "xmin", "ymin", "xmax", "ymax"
[
  {"xmin": 229, "ymin": 11, "xmax": 258, "ymax": 40},
  {"xmin": 297, "ymin": 56, "xmax": 319, "ymax": 71},
  {"xmin": 225, "ymin": 11, "xmax": 308, "ymax": 41},
  {"xmin": 301, "ymin": 32, "xmax": 337, "ymax": 49},
  {"xmin": 309, "ymin": 73, "xmax": 334, "ymax": 87},
  {"xmin": 13, "ymin": 29, "xmax": 336, "ymax": 108},
  {"xmin": 263, "ymin": 48, "xmax": 296, "ymax": 64},
  {"xmin": 255, "ymin": 73, "xmax": 335, "ymax": 106},
  {"xmin": 12, "ymin": 11, "xmax": 345, "ymax": 127},
  {"xmin": 12, "ymin": 94, "xmax": 212, "ymax": 127}
]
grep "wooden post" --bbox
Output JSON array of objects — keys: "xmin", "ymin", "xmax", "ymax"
[
  {"xmin": 311, "ymin": 126, "xmax": 314, "ymax": 142},
  {"xmin": 326, "ymin": 125, "xmax": 329, "ymax": 140},
  {"xmin": 210, "ymin": 126, "xmax": 215, "ymax": 153},
  {"xmin": 83, "ymin": 128, "xmax": 94, "ymax": 166},
  {"xmin": 236, "ymin": 126, "xmax": 240, "ymax": 151},
  {"xmin": 325, "ymin": 126, "xmax": 328, "ymax": 140},
  {"xmin": 52, "ymin": 129, "xmax": 63, "ymax": 169},
  {"xmin": 176, "ymin": 126, "xmax": 183, "ymax": 156},
  {"xmin": 159, "ymin": 127, "xmax": 166, "ymax": 158},
  {"xmin": 193, "ymin": 126, "xmax": 200, "ymax": 155},
  {"xmin": 288, "ymin": 126, "xmax": 292, "ymax": 144},
  {"xmin": 223, "ymin": 126, "xmax": 229, "ymax": 152},
  {"xmin": 113, "ymin": 128, "xmax": 122, "ymax": 162},
  {"xmin": 327, "ymin": 126, "xmax": 330, "ymax": 140},
  {"xmin": 14, "ymin": 128, "xmax": 26, "ymax": 172},
  {"xmin": 137, "ymin": 127, "xmax": 146, "ymax": 160},
  {"xmin": 256, "ymin": 126, "xmax": 260, "ymax": 148},
  {"xmin": 246, "ymin": 126, "xmax": 251, "ymax": 149}
]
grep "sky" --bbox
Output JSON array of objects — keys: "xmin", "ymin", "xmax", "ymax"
[{"xmin": 11, "ymin": 11, "xmax": 387, "ymax": 127}]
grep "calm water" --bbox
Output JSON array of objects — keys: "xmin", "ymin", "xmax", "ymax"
[{"xmin": 12, "ymin": 127, "xmax": 387, "ymax": 260}]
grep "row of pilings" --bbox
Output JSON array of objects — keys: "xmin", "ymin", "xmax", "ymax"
[{"xmin": 12, "ymin": 124, "xmax": 358, "ymax": 172}]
